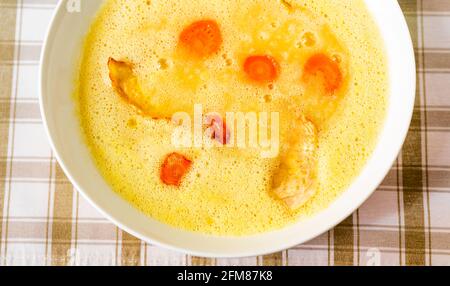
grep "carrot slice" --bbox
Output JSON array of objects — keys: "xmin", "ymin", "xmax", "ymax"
[
  {"xmin": 206, "ymin": 114, "xmax": 230, "ymax": 145},
  {"xmin": 243, "ymin": 55, "xmax": 280, "ymax": 83},
  {"xmin": 303, "ymin": 53, "xmax": 343, "ymax": 93},
  {"xmin": 160, "ymin": 153, "xmax": 192, "ymax": 187},
  {"xmin": 179, "ymin": 20, "xmax": 223, "ymax": 58}
]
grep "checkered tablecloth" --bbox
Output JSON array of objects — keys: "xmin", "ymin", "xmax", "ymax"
[{"xmin": 0, "ymin": 0, "xmax": 449, "ymax": 266}]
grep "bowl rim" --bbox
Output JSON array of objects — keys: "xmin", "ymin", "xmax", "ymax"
[{"xmin": 39, "ymin": 0, "xmax": 416, "ymax": 258}]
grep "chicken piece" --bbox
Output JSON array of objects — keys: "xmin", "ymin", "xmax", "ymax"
[
  {"xmin": 108, "ymin": 58, "xmax": 151, "ymax": 116},
  {"xmin": 272, "ymin": 116, "xmax": 318, "ymax": 210},
  {"xmin": 108, "ymin": 57, "xmax": 184, "ymax": 119}
]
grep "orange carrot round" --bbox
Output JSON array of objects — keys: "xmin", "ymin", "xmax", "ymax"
[
  {"xmin": 179, "ymin": 20, "xmax": 223, "ymax": 58},
  {"xmin": 243, "ymin": 55, "xmax": 280, "ymax": 83},
  {"xmin": 160, "ymin": 153, "xmax": 192, "ymax": 187},
  {"xmin": 303, "ymin": 53, "xmax": 343, "ymax": 93}
]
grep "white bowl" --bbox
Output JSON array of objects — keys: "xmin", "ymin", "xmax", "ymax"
[{"xmin": 40, "ymin": 0, "xmax": 415, "ymax": 258}]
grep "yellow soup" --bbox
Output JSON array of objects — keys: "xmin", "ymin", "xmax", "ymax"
[{"xmin": 76, "ymin": 0, "xmax": 388, "ymax": 235}]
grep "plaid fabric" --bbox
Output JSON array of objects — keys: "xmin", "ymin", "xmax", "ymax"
[{"xmin": 0, "ymin": 0, "xmax": 449, "ymax": 266}]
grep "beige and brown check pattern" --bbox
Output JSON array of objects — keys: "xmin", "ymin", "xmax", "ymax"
[{"xmin": 0, "ymin": 0, "xmax": 449, "ymax": 266}]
